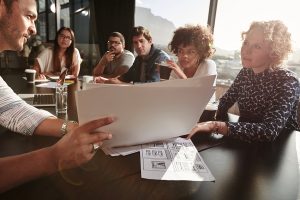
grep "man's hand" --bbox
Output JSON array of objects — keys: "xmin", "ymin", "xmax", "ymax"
[
  {"xmin": 51, "ymin": 116, "xmax": 116, "ymax": 170},
  {"xmin": 94, "ymin": 76, "xmax": 109, "ymax": 83},
  {"xmin": 104, "ymin": 51, "xmax": 115, "ymax": 63}
]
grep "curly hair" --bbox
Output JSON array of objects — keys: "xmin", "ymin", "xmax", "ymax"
[
  {"xmin": 168, "ymin": 24, "xmax": 214, "ymax": 62},
  {"xmin": 241, "ymin": 20, "xmax": 292, "ymax": 68}
]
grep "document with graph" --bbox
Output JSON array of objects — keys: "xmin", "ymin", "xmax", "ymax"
[{"xmin": 140, "ymin": 137, "xmax": 215, "ymax": 181}]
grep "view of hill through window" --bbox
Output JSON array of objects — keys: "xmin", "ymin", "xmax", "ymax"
[{"xmin": 135, "ymin": 0, "xmax": 300, "ymax": 83}]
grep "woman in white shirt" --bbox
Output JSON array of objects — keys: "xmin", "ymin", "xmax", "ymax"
[
  {"xmin": 33, "ymin": 27, "xmax": 82, "ymax": 79},
  {"xmin": 166, "ymin": 24, "xmax": 217, "ymax": 79}
]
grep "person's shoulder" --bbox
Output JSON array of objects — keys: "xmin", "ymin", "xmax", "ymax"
[
  {"xmin": 202, "ymin": 59, "xmax": 216, "ymax": 67},
  {"xmin": 74, "ymin": 48, "xmax": 80, "ymax": 53},
  {"xmin": 274, "ymin": 68, "xmax": 299, "ymax": 83},
  {"xmin": 122, "ymin": 50, "xmax": 135, "ymax": 57},
  {"xmin": 155, "ymin": 48, "xmax": 170, "ymax": 59}
]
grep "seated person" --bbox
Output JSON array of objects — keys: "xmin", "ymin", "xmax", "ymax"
[
  {"xmin": 188, "ymin": 20, "xmax": 300, "ymax": 143},
  {"xmin": 94, "ymin": 26, "xmax": 170, "ymax": 84},
  {"xmin": 167, "ymin": 24, "xmax": 217, "ymax": 79},
  {"xmin": 33, "ymin": 27, "xmax": 82, "ymax": 79},
  {"xmin": 93, "ymin": 32, "xmax": 134, "ymax": 78},
  {"xmin": 167, "ymin": 24, "xmax": 217, "ymax": 103}
]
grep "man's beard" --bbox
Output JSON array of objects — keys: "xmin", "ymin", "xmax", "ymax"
[{"xmin": 0, "ymin": 15, "xmax": 24, "ymax": 51}]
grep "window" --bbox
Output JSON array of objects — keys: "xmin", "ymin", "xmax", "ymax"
[
  {"xmin": 135, "ymin": 0, "xmax": 210, "ymax": 55},
  {"xmin": 214, "ymin": 0, "xmax": 300, "ymax": 83}
]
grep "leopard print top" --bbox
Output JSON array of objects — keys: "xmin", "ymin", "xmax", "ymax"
[{"xmin": 216, "ymin": 68, "xmax": 300, "ymax": 142}]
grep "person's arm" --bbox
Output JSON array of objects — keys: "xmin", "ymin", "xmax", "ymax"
[
  {"xmin": 69, "ymin": 48, "xmax": 82, "ymax": 77},
  {"xmin": 187, "ymin": 121, "xmax": 228, "ymax": 139},
  {"xmin": 33, "ymin": 118, "xmax": 78, "ymax": 137},
  {"xmin": 93, "ymin": 76, "xmax": 127, "ymax": 84},
  {"xmin": 215, "ymin": 69, "xmax": 244, "ymax": 121},
  {"xmin": 93, "ymin": 51, "xmax": 115, "ymax": 76},
  {"xmin": 109, "ymin": 52, "xmax": 135, "ymax": 78},
  {"xmin": 32, "ymin": 59, "xmax": 46, "ymax": 80},
  {"xmin": 189, "ymin": 74, "xmax": 300, "ymax": 143},
  {"xmin": 166, "ymin": 60, "xmax": 187, "ymax": 79},
  {"xmin": 0, "ymin": 116, "xmax": 115, "ymax": 193}
]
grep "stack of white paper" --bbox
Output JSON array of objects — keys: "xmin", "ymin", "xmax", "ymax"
[{"xmin": 75, "ymin": 75, "xmax": 215, "ymax": 148}]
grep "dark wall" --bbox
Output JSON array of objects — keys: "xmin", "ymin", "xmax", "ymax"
[{"xmin": 91, "ymin": 0, "xmax": 135, "ymax": 56}]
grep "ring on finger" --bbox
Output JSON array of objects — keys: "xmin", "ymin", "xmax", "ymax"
[{"xmin": 91, "ymin": 143, "xmax": 100, "ymax": 153}]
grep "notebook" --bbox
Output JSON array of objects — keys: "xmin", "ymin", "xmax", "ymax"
[{"xmin": 18, "ymin": 93, "xmax": 55, "ymax": 107}]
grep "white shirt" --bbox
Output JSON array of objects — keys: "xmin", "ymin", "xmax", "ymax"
[
  {"xmin": 169, "ymin": 59, "xmax": 217, "ymax": 102},
  {"xmin": 0, "ymin": 77, "xmax": 53, "ymax": 135},
  {"xmin": 37, "ymin": 47, "xmax": 82, "ymax": 73},
  {"xmin": 169, "ymin": 59, "xmax": 217, "ymax": 79}
]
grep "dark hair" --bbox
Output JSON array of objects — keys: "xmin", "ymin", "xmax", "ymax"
[
  {"xmin": 132, "ymin": 26, "xmax": 152, "ymax": 42},
  {"xmin": 53, "ymin": 27, "xmax": 75, "ymax": 73},
  {"xmin": 109, "ymin": 32, "xmax": 125, "ymax": 46},
  {"xmin": 169, "ymin": 24, "xmax": 214, "ymax": 61},
  {"xmin": 3, "ymin": 0, "xmax": 16, "ymax": 12}
]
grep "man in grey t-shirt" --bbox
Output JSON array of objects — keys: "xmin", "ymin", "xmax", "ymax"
[{"xmin": 93, "ymin": 32, "xmax": 135, "ymax": 78}]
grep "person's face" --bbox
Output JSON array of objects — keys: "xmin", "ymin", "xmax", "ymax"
[
  {"xmin": 107, "ymin": 36, "xmax": 124, "ymax": 55},
  {"xmin": 177, "ymin": 44, "xmax": 200, "ymax": 69},
  {"xmin": 0, "ymin": 0, "xmax": 37, "ymax": 52},
  {"xmin": 132, "ymin": 35, "xmax": 152, "ymax": 57},
  {"xmin": 241, "ymin": 28, "xmax": 272, "ymax": 73},
  {"xmin": 58, "ymin": 30, "xmax": 73, "ymax": 49}
]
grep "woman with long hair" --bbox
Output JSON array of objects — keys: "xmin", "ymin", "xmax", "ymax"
[{"xmin": 33, "ymin": 27, "xmax": 82, "ymax": 79}]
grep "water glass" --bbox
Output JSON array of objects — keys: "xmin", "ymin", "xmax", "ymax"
[{"xmin": 55, "ymin": 85, "xmax": 68, "ymax": 114}]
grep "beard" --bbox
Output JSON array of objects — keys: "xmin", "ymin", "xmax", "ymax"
[{"xmin": 0, "ymin": 13, "xmax": 24, "ymax": 51}]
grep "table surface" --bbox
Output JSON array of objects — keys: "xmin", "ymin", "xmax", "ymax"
[{"xmin": 0, "ymin": 74, "xmax": 299, "ymax": 200}]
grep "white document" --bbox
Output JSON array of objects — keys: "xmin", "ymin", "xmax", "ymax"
[
  {"xmin": 140, "ymin": 137, "xmax": 215, "ymax": 181},
  {"xmin": 35, "ymin": 82, "xmax": 71, "ymax": 88},
  {"xmin": 84, "ymin": 75, "xmax": 216, "ymax": 90},
  {"xmin": 102, "ymin": 145, "xmax": 141, "ymax": 156},
  {"xmin": 76, "ymin": 77, "xmax": 215, "ymax": 148}
]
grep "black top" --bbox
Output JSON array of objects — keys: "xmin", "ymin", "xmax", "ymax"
[
  {"xmin": 119, "ymin": 45, "xmax": 169, "ymax": 83},
  {"xmin": 216, "ymin": 67, "xmax": 300, "ymax": 142}
]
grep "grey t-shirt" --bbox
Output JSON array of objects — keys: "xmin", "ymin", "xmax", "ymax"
[{"xmin": 103, "ymin": 50, "xmax": 135, "ymax": 75}]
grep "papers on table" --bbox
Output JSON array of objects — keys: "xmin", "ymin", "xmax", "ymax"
[
  {"xmin": 76, "ymin": 75, "xmax": 215, "ymax": 148},
  {"xmin": 22, "ymin": 76, "xmax": 50, "ymax": 83},
  {"xmin": 35, "ymin": 82, "xmax": 72, "ymax": 88},
  {"xmin": 102, "ymin": 144, "xmax": 141, "ymax": 156},
  {"xmin": 140, "ymin": 137, "xmax": 215, "ymax": 181},
  {"xmin": 46, "ymin": 75, "xmax": 75, "ymax": 80}
]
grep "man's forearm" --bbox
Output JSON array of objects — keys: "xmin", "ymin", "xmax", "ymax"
[
  {"xmin": 0, "ymin": 147, "xmax": 58, "ymax": 193},
  {"xmin": 34, "ymin": 118, "xmax": 78, "ymax": 137},
  {"xmin": 93, "ymin": 59, "xmax": 107, "ymax": 76}
]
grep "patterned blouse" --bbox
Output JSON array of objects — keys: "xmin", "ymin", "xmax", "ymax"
[{"xmin": 216, "ymin": 68, "xmax": 300, "ymax": 142}]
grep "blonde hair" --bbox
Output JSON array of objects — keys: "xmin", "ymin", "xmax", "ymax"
[{"xmin": 242, "ymin": 20, "xmax": 292, "ymax": 68}]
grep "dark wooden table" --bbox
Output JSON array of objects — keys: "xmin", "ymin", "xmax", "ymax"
[{"xmin": 0, "ymin": 75, "xmax": 299, "ymax": 200}]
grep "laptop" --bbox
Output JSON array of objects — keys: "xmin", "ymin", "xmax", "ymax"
[
  {"xmin": 18, "ymin": 69, "xmax": 69, "ymax": 107},
  {"xmin": 18, "ymin": 93, "xmax": 56, "ymax": 107}
]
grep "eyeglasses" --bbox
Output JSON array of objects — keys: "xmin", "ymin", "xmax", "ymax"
[
  {"xmin": 59, "ymin": 34, "xmax": 72, "ymax": 41},
  {"xmin": 107, "ymin": 41, "xmax": 121, "ymax": 45}
]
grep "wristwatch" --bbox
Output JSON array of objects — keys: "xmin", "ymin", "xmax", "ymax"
[{"xmin": 60, "ymin": 120, "xmax": 78, "ymax": 136}]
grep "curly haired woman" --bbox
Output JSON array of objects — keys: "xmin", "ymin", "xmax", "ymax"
[
  {"xmin": 166, "ymin": 24, "xmax": 217, "ymax": 79},
  {"xmin": 188, "ymin": 20, "xmax": 300, "ymax": 143}
]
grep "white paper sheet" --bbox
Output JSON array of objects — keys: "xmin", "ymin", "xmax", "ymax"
[
  {"xmin": 83, "ymin": 75, "xmax": 216, "ymax": 90},
  {"xmin": 140, "ymin": 137, "xmax": 215, "ymax": 181},
  {"xmin": 76, "ymin": 76, "xmax": 215, "ymax": 148},
  {"xmin": 35, "ymin": 82, "xmax": 72, "ymax": 88}
]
